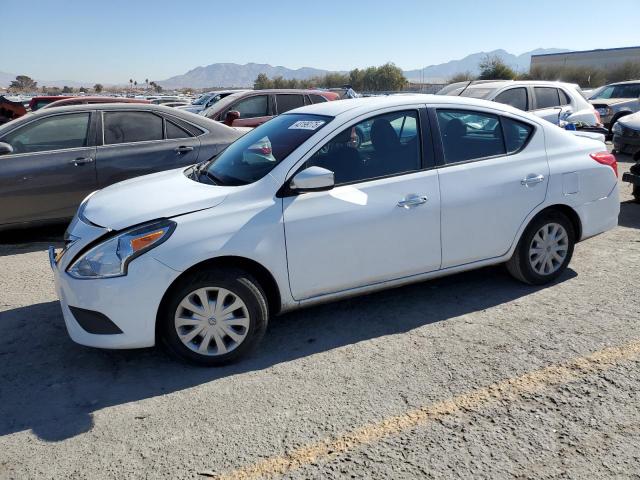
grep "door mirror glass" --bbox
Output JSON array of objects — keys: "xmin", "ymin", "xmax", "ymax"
[
  {"xmin": 224, "ymin": 110, "xmax": 240, "ymax": 126},
  {"xmin": 0, "ymin": 141, "xmax": 13, "ymax": 155},
  {"xmin": 290, "ymin": 166, "xmax": 334, "ymax": 192}
]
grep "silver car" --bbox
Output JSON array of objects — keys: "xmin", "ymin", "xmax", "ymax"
[
  {"xmin": 177, "ymin": 90, "xmax": 248, "ymax": 114},
  {"xmin": 589, "ymin": 80, "xmax": 640, "ymax": 133}
]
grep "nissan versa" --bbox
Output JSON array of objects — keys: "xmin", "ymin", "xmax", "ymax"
[{"xmin": 50, "ymin": 95, "xmax": 620, "ymax": 366}]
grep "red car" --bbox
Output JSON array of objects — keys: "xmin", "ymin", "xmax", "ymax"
[
  {"xmin": 28, "ymin": 96, "xmax": 73, "ymax": 111},
  {"xmin": 201, "ymin": 89, "xmax": 340, "ymax": 127},
  {"xmin": 42, "ymin": 96, "xmax": 151, "ymax": 109}
]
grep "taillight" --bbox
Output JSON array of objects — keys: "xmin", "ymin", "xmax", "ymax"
[
  {"xmin": 590, "ymin": 151, "xmax": 618, "ymax": 177},
  {"xmin": 592, "ymin": 108, "xmax": 602, "ymax": 125}
]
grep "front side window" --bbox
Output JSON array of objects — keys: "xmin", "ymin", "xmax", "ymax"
[
  {"xmin": 232, "ymin": 95, "xmax": 269, "ymax": 119},
  {"xmin": 2, "ymin": 113, "xmax": 90, "ymax": 154},
  {"xmin": 103, "ymin": 111, "xmax": 163, "ymax": 145},
  {"xmin": 534, "ymin": 87, "xmax": 561, "ymax": 109},
  {"xmin": 305, "ymin": 110, "xmax": 421, "ymax": 185},
  {"xmin": 437, "ymin": 110, "xmax": 504, "ymax": 163},
  {"xmin": 494, "ymin": 88, "xmax": 528, "ymax": 111},
  {"xmin": 206, "ymin": 113, "xmax": 332, "ymax": 186},
  {"xmin": 276, "ymin": 94, "xmax": 305, "ymax": 114}
]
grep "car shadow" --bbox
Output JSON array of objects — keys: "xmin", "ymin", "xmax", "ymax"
[
  {"xmin": 0, "ymin": 265, "xmax": 576, "ymax": 442},
  {"xmin": 0, "ymin": 224, "xmax": 66, "ymax": 257},
  {"xmin": 618, "ymin": 199, "xmax": 640, "ymax": 230}
]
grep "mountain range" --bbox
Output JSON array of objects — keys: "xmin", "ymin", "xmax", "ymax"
[{"xmin": 1, "ymin": 48, "xmax": 570, "ymax": 90}]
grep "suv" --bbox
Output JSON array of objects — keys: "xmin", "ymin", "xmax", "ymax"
[
  {"xmin": 589, "ymin": 80, "xmax": 640, "ymax": 133},
  {"xmin": 200, "ymin": 89, "xmax": 340, "ymax": 127},
  {"xmin": 441, "ymin": 80, "xmax": 599, "ymax": 126}
]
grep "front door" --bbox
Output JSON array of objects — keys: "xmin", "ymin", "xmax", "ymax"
[
  {"xmin": 283, "ymin": 108, "xmax": 441, "ymax": 300},
  {"xmin": 0, "ymin": 111, "xmax": 97, "ymax": 225},
  {"xmin": 434, "ymin": 108, "xmax": 549, "ymax": 268}
]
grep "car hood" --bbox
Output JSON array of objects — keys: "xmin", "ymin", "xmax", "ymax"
[
  {"xmin": 589, "ymin": 98, "xmax": 635, "ymax": 106},
  {"xmin": 618, "ymin": 111, "xmax": 640, "ymax": 128},
  {"xmin": 83, "ymin": 168, "xmax": 234, "ymax": 230},
  {"xmin": 176, "ymin": 105, "xmax": 203, "ymax": 113}
]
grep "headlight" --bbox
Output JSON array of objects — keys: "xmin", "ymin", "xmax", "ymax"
[
  {"xmin": 67, "ymin": 219, "xmax": 176, "ymax": 279},
  {"xmin": 612, "ymin": 122, "xmax": 623, "ymax": 134}
]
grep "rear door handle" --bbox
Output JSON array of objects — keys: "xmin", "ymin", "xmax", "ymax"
[
  {"xmin": 174, "ymin": 146, "xmax": 194, "ymax": 154},
  {"xmin": 70, "ymin": 157, "xmax": 94, "ymax": 166},
  {"xmin": 521, "ymin": 174, "xmax": 545, "ymax": 186},
  {"xmin": 397, "ymin": 194, "xmax": 428, "ymax": 208}
]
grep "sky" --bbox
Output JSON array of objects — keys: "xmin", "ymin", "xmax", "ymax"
[{"xmin": 1, "ymin": 0, "xmax": 639, "ymax": 85}]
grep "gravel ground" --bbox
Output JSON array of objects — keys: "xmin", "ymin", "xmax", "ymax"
[{"xmin": 0, "ymin": 155, "xmax": 638, "ymax": 480}]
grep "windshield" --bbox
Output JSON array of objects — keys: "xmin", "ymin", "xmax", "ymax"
[
  {"xmin": 192, "ymin": 93, "xmax": 214, "ymax": 105},
  {"xmin": 592, "ymin": 84, "xmax": 640, "ymax": 99},
  {"xmin": 459, "ymin": 88, "xmax": 496, "ymax": 99},
  {"xmin": 206, "ymin": 113, "xmax": 333, "ymax": 186}
]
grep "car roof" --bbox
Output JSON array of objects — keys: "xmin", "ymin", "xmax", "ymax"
[
  {"xmin": 607, "ymin": 80, "xmax": 640, "ymax": 86},
  {"xmin": 290, "ymin": 94, "xmax": 527, "ymax": 118},
  {"xmin": 463, "ymin": 80, "xmax": 580, "ymax": 89}
]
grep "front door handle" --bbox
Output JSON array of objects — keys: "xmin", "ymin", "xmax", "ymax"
[
  {"xmin": 174, "ymin": 146, "xmax": 194, "ymax": 155},
  {"xmin": 397, "ymin": 194, "xmax": 428, "ymax": 208},
  {"xmin": 70, "ymin": 157, "xmax": 94, "ymax": 166},
  {"xmin": 521, "ymin": 174, "xmax": 545, "ymax": 186}
]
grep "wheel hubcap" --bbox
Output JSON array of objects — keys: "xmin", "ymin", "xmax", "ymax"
[
  {"xmin": 174, "ymin": 287, "xmax": 250, "ymax": 356},
  {"xmin": 528, "ymin": 222, "xmax": 569, "ymax": 276}
]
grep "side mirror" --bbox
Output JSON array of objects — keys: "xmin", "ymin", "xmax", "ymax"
[
  {"xmin": 0, "ymin": 142, "xmax": 13, "ymax": 155},
  {"xmin": 289, "ymin": 166, "xmax": 335, "ymax": 193},
  {"xmin": 224, "ymin": 110, "xmax": 241, "ymax": 126}
]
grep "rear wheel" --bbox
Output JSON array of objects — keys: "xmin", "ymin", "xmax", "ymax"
[
  {"xmin": 160, "ymin": 269, "xmax": 268, "ymax": 366},
  {"xmin": 507, "ymin": 211, "xmax": 575, "ymax": 285},
  {"xmin": 633, "ymin": 185, "xmax": 640, "ymax": 203}
]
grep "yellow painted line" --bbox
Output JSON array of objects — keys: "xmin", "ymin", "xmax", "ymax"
[{"xmin": 213, "ymin": 340, "xmax": 640, "ymax": 480}]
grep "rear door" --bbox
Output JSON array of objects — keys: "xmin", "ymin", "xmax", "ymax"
[
  {"xmin": 532, "ymin": 87, "xmax": 570, "ymax": 124},
  {"xmin": 274, "ymin": 94, "xmax": 306, "ymax": 114},
  {"xmin": 433, "ymin": 107, "xmax": 548, "ymax": 268},
  {"xmin": 0, "ymin": 111, "xmax": 98, "ymax": 225},
  {"xmin": 95, "ymin": 110, "xmax": 200, "ymax": 186}
]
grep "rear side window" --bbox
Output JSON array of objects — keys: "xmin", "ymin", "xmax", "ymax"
[
  {"xmin": 437, "ymin": 110, "xmax": 505, "ymax": 164},
  {"xmin": 494, "ymin": 88, "xmax": 528, "ymax": 111},
  {"xmin": 502, "ymin": 117, "xmax": 533, "ymax": 154},
  {"xmin": 535, "ymin": 87, "xmax": 561, "ymax": 109},
  {"xmin": 309, "ymin": 94, "xmax": 328, "ymax": 104},
  {"xmin": 103, "ymin": 111, "xmax": 163, "ymax": 145},
  {"xmin": 276, "ymin": 94, "xmax": 305, "ymax": 114},
  {"xmin": 559, "ymin": 89, "xmax": 571, "ymax": 105},
  {"xmin": 166, "ymin": 119, "xmax": 193, "ymax": 139}
]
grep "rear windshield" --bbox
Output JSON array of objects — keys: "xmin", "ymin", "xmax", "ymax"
[
  {"xmin": 206, "ymin": 113, "xmax": 332, "ymax": 186},
  {"xmin": 592, "ymin": 84, "xmax": 640, "ymax": 99},
  {"xmin": 459, "ymin": 88, "xmax": 496, "ymax": 99}
]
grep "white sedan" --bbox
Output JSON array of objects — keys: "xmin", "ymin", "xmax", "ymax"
[{"xmin": 50, "ymin": 95, "xmax": 620, "ymax": 365}]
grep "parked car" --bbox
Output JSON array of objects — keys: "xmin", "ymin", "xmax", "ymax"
[
  {"xmin": 28, "ymin": 96, "xmax": 73, "ymax": 111},
  {"xmin": 622, "ymin": 151, "xmax": 640, "ymax": 202},
  {"xmin": 42, "ymin": 96, "xmax": 151, "ymax": 109},
  {"xmin": 200, "ymin": 89, "xmax": 341, "ymax": 127},
  {"xmin": 441, "ymin": 80, "xmax": 600, "ymax": 126},
  {"xmin": 161, "ymin": 101, "xmax": 191, "ymax": 108},
  {"xmin": 589, "ymin": 80, "xmax": 640, "ymax": 133},
  {"xmin": 612, "ymin": 111, "xmax": 640, "ymax": 155},
  {"xmin": 0, "ymin": 104, "xmax": 245, "ymax": 230},
  {"xmin": 49, "ymin": 95, "xmax": 619, "ymax": 366},
  {"xmin": 178, "ymin": 90, "xmax": 248, "ymax": 114}
]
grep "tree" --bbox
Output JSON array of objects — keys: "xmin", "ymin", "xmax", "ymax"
[
  {"xmin": 254, "ymin": 73, "xmax": 272, "ymax": 89},
  {"xmin": 478, "ymin": 55, "xmax": 516, "ymax": 80},
  {"xmin": 79, "ymin": 86, "xmax": 88, "ymax": 93},
  {"xmin": 61, "ymin": 85, "xmax": 73, "ymax": 93},
  {"xmin": 9, "ymin": 75, "xmax": 37, "ymax": 91},
  {"xmin": 129, "ymin": 78, "xmax": 133, "ymax": 91},
  {"xmin": 150, "ymin": 81, "xmax": 163, "ymax": 93},
  {"xmin": 134, "ymin": 80, "xmax": 138, "ymax": 88},
  {"xmin": 145, "ymin": 78, "xmax": 149, "ymax": 91},
  {"xmin": 94, "ymin": 83, "xmax": 104, "ymax": 93},
  {"xmin": 449, "ymin": 71, "xmax": 475, "ymax": 83}
]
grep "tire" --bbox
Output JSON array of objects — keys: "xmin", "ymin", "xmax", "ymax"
[
  {"xmin": 633, "ymin": 185, "xmax": 640, "ymax": 204},
  {"xmin": 160, "ymin": 268, "xmax": 268, "ymax": 366},
  {"xmin": 507, "ymin": 211, "xmax": 575, "ymax": 285}
]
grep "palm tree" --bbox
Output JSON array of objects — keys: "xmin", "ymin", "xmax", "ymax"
[
  {"xmin": 129, "ymin": 78, "xmax": 133, "ymax": 92},
  {"xmin": 145, "ymin": 78, "xmax": 149, "ymax": 92}
]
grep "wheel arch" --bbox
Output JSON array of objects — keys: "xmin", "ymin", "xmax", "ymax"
[{"xmin": 156, "ymin": 255, "xmax": 283, "ymax": 342}]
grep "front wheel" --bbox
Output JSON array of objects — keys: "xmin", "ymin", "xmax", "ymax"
[
  {"xmin": 507, "ymin": 211, "xmax": 575, "ymax": 285},
  {"xmin": 160, "ymin": 269, "xmax": 268, "ymax": 366}
]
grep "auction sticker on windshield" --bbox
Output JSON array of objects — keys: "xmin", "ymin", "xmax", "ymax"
[{"xmin": 288, "ymin": 120, "xmax": 325, "ymax": 130}]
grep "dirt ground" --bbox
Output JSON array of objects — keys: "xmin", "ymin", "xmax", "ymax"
[{"xmin": 0, "ymin": 155, "xmax": 638, "ymax": 480}]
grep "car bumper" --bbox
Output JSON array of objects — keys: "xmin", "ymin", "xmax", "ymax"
[
  {"xmin": 613, "ymin": 132, "xmax": 640, "ymax": 153},
  {"xmin": 50, "ymin": 247, "xmax": 180, "ymax": 349},
  {"xmin": 575, "ymin": 182, "xmax": 620, "ymax": 241}
]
